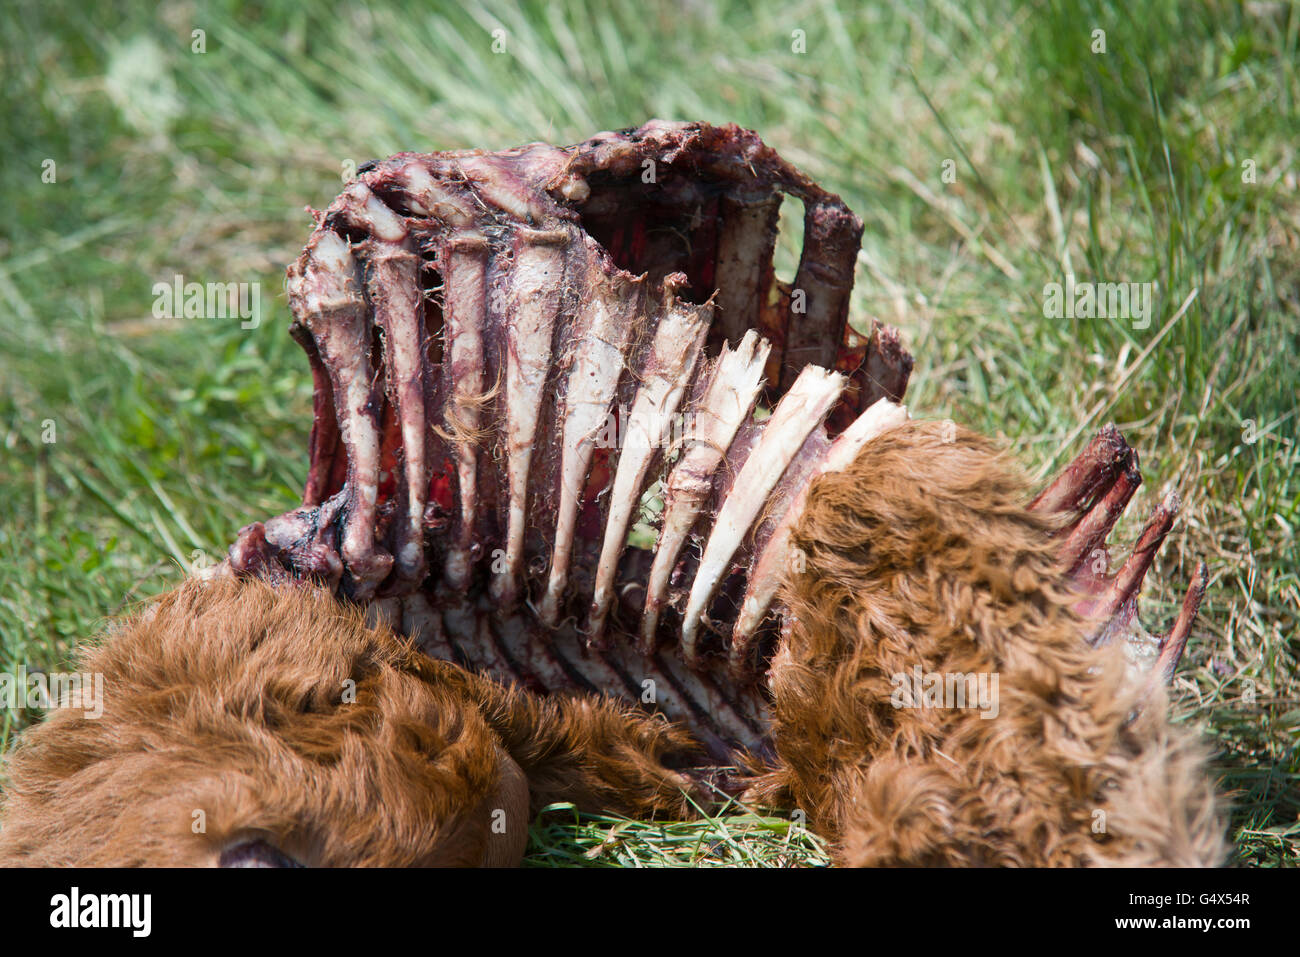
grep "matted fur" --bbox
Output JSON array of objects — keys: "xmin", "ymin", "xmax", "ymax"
[
  {"xmin": 0, "ymin": 421, "xmax": 1225, "ymax": 867},
  {"xmin": 751, "ymin": 420, "xmax": 1225, "ymax": 866},
  {"xmin": 0, "ymin": 579, "xmax": 701, "ymax": 867}
]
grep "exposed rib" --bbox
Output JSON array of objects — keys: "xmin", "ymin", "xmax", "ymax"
[
  {"xmin": 490, "ymin": 226, "xmax": 571, "ymax": 608},
  {"xmin": 539, "ymin": 269, "xmax": 645, "ymax": 626},
  {"xmin": 548, "ymin": 628, "xmax": 637, "ymax": 700},
  {"xmin": 247, "ymin": 123, "xmax": 946, "ymax": 762},
  {"xmin": 290, "ymin": 322, "xmax": 342, "ymax": 508},
  {"xmin": 457, "ymin": 155, "xmax": 557, "ymax": 222},
  {"xmin": 482, "ymin": 613, "xmax": 539, "ymax": 687},
  {"xmin": 639, "ymin": 330, "xmax": 770, "ymax": 651},
  {"xmin": 438, "ymin": 597, "xmax": 476, "ymax": 660},
  {"xmin": 400, "ymin": 591, "xmax": 773, "ymax": 756},
  {"xmin": 401, "ymin": 593, "xmax": 462, "ymax": 663},
  {"xmin": 441, "ymin": 233, "xmax": 490, "ymax": 590},
  {"xmin": 441, "ymin": 598, "xmax": 513, "ymax": 677},
  {"xmin": 1029, "ymin": 424, "xmax": 1131, "ymax": 515},
  {"xmin": 859, "ymin": 322, "xmax": 914, "ymax": 409},
  {"xmin": 711, "ymin": 193, "xmax": 780, "ymax": 348},
  {"xmin": 335, "ymin": 181, "xmax": 408, "ymax": 244},
  {"xmin": 1089, "ymin": 491, "xmax": 1180, "ymax": 635},
  {"xmin": 363, "ymin": 238, "xmax": 427, "ymax": 587},
  {"xmin": 1058, "ymin": 456, "xmax": 1142, "ymax": 573},
  {"xmin": 493, "ymin": 610, "xmax": 579, "ymax": 693},
  {"xmin": 831, "ymin": 320, "xmax": 912, "ymax": 434},
  {"xmin": 330, "ymin": 182, "xmax": 433, "ymax": 589},
  {"xmin": 779, "ymin": 200, "xmax": 862, "ymax": 389},
  {"xmin": 1153, "ymin": 561, "xmax": 1208, "ymax": 684},
  {"xmin": 681, "ymin": 365, "xmax": 847, "ymax": 665},
  {"xmin": 287, "ymin": 229, "xmax": 392, "ymax": 599},
  {"xmin": 651, "ymin": 650, "xmax": 767, "ymax": 748},
  {"xmin": 588, "ymin": 279, "xmax": 714, "ymax": 642},
  {"xmin": 365, "ymin": 596, "xmax": 403, "ymax": 631},
  {"xmin": 730, "ymin": 398, "xmax": 909, "ymax": 675}
]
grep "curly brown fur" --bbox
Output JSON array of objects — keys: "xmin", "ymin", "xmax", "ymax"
[
  {"xmin": 0, "ymin": 422, "xmax": 1225, "ymax": 868},
  {"xmin": 752, "ymin": 419, "xmax": 1225, "ymax": 866},
  {"xmin": 0, "ymin": 578, "xmax": 701, "ymax": 867}
]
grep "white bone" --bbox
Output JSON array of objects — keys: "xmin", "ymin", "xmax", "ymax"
[
  {"xmin": 287, "ymin": 230, "xmax": 392, "ymax": 598},
  {"xmin": 640, "ymin": 330, "xmax": 770, "ymax": 649},
  {"xmin": 457, "ymin": 155, "xmax": 553, "ymax": 222},
  {"xmin": 364, "ymin": 242, "xmax": 426, "ymax": 582},
  {"xmin": 387, "ymin": 163, "xmax": 475, "ymax": 226},
  {"xmin": 712, "ymin": 194, "xmax": 781, "ymax": 343},
  {"xmin": 442, "ymin": 233, "xmax": 490, "ymax": 590},
  {"xmin": 340, "ymin": 182, "xmax": 407, "ymax": 242},
  {"xmin": 333, "ymin": 184, "xmax": 432, "ymax": 584},
  {"xmin": 539, "ymin": 270, "xmax": 644, "ymax": 626},
  {"xmin": 490, "ymin": 227, "xmax": 570, "ymax": 607},
  {"xmin": 587, "ymin": 287, "xmax": 713, "ymax": 640},
  {"xmin": 679, "ymin": 364, "xmax": 846, "ymax": 664},
  {"xmin": 729, "ymin": 398, "xmax": 909, "ymax": 671}
]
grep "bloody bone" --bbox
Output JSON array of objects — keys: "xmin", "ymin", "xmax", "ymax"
[
  {"xmin": 224, "ymin": 121, "xmax": 1204, "ymax": 758},
  {"xmin": 1029, "ymin": 432, "xmax": 1203, "ymax": 676}
]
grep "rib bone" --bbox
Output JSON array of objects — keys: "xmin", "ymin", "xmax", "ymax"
[
  {"xmin": 729, "ymin": 397, "xmax": 909, "ymax": 674},
  {"xmin": 680, "ymin": 365, "xmax": 847, "ymax": 665},
  {"xmin": 360, "ymin": 235, "xmax": 427, "ymax": 588},
  {"xmin": 539, "ymin": 268, "xmax": 645, "ymax": 626},
  {"xmin": 639, "ymin": 330, "xmax": 770, "ymax": 651},
  {"xmin": 285, "ymin": 229, "xmax": 392, "ymax": 599},
  {"xmin": 588, "ymin": 278, "xmax": 713, "ymax": 641},
  {"xmin": 441, "ymin": 233, "xmax": 490, "ymax": 590},
  {"xmin": 491, "ymin": 226, "xmax": 570, "ymax": 608}
]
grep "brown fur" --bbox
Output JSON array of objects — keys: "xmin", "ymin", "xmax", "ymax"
[
  {"xmin": 0, "ymin": 421, "xmax": 1225, "ymax": 866},
  {"xmin": 750, "ymin": 420, "xmax": 1225, "ymax": 866},
  {"xmin": 0, "ymin": 579, "xmax": 701, "ymax": 867}
]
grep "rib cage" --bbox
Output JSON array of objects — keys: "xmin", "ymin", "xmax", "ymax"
[
  {"xmin": 223, "ymin": 121, "xmax": 1202, "ymax": 762},
  {"xmin": 221, "ymin": 121, "xmax": 916, "ymax": 757}
]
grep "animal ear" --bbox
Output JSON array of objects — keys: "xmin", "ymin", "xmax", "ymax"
[{"xmin": 218, "ymin": 839, "xmax": 304, "ymax": 868}]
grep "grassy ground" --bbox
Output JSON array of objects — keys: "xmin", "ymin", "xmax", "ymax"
[{"xmin": 0, "ymin": 0, "xmax": 1295, "ymax": 866}]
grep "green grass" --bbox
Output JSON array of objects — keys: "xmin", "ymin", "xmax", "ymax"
[
  {"xmin": 1, "ymin": 0, "xmax": 1296, "ymax": 865},
  {"xmin": 525, "ymin": 800, "xmax": 830, "ymax": 867}
]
